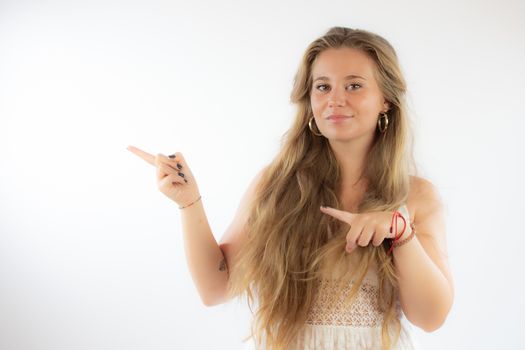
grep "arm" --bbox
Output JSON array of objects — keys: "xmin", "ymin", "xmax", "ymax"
[
  {"xmin": 125, "ymin": 146, "xmax": 254, "ymax": 307},
  {"xmin": 181, "ymin": 166, "xmax": 266, "ymax": 307},
  {"xmin": 180, "ymin": 198, "xmax": 229, "ymax": 307},
  {"xmin": 393, "ymin": 178, "xmax": 455, "ymax": 332}
]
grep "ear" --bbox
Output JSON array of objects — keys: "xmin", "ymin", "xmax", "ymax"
[{"xmin": 383, "ymin": 101, "xmax": 391, "ymax": 112}]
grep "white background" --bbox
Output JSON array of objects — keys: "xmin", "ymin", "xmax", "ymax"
[{"xmin": 1, "ymin": 0, "xmax": 524, "ymax": 349}]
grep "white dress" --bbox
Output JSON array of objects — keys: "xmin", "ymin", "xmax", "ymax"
[
  {"xmin": 291, "ymin": 272, "xmax": 417, "ymax": 349},
  {"xmin": 251, "ymin": 205, "xmax": 417, "ymax": 350},
  {"xmin": 291, "ymin": 204, "xmax": 417, "ymax": 350}
]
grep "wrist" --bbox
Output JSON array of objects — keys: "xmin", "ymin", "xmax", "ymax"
[
  {"xmin": 396, "ymin": 219, "xmax": 413, "ymax": 240},
  {"xmin": 179, "ymin": 194, "xmax": 202, "ymax": 209},
  {"xmin": 387, "ymin": 209, "xmax": 414, "ymax": 255},
  {"xmin": 390, "ymin": 210, "xmax": 408, "ymax": 239},
  {"xmin": 391, "ymin": 222, "xmax": 416, "ymax": 251}
]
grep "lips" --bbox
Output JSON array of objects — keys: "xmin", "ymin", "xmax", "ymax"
[{"xmin": 327, "ymin": 114, "xmax": 352, "ymax": 120}]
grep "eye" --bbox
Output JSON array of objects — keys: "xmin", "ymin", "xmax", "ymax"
[
  {"xmin": 314, "ymin": 83, "xmax": 362, "ymax": 92},
  {"xmin": 315, "ymin": 84, "xmax": 329, "ymax": 91}
]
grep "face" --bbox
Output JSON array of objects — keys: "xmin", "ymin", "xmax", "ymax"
[{"xmin": 309, "ymin": 47, "xmax": 390, "ymax": 142}]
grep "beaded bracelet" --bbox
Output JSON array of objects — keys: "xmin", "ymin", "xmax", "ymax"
[
  {"xmin": 391, "ymin": 222, "xmax": 416, "ymax": 250},
  {"xmin": 179, "ymin": 195, "xmax": 202, "ymax": 209}
]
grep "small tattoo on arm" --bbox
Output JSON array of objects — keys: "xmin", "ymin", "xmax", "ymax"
[{"xmin": 219, "ymin": 258, "xmax": 228, "ymax": 272}]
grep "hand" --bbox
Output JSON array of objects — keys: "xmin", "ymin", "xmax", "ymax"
[
  {"xmin": 319, "ymin": 206, "xmax": 410, "ymax": 253},
  {"xmin": 127, "ymin": 145, "xmax": 201, "ymax": 207}
]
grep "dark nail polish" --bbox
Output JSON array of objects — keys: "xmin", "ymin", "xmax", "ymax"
[
  {"xmin": 184, "ymin": 179, "xmax": 188, "ymax": 183},
  {"xmin": 168, "ymin": 154, "xmax": 176, "ymax": 159},
  {"xmin": 176, "ymin": 163, "xmax": 182, "ymax": 170},
  {"xmin": 178, "ymin": 172, "xmax": 185, "ymax": 178}
]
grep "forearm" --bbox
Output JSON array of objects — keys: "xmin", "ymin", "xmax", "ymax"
[
  {"xmin": 393, "ymin": 232, "xmax": 453, "ymax": 332},
  {"xmin": 179, "ymin": 198, "xmax": 229, "ymax": 306}
]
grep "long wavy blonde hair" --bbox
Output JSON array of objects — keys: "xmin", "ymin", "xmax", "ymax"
[{"xmin": 226, "ymin": 26, "xmax": 417, "ymax": 350}]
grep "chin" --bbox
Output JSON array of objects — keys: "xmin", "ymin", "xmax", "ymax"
[{"xmin": 324, "ymin": 131, "xmax": 356, "ymax": 142}]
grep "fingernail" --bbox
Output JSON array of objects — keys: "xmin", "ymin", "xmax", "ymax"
[
  {"xmin": 176, "ymin": 163, "xmax": 182, "ymax": 170},
  {"xmin": 178, "ymin": 172, "xmax": 185, "ymax": 178},
  {"xmin": 168, "ymin": 154, "xmax": 176, "ymax": 159}
]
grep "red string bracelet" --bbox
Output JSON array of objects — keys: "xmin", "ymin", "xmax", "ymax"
[
  {"xmin": 387, "ymin": 210, "xmax": 407, "ymax": 255},
  {"xmin": 392, "ymin": 223, "xmax": 416, "ymax": 250}
]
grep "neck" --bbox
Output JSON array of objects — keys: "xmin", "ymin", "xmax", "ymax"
[{"xmin": 329, "ymin": 134, "xmax": 374, "ymax": 189}]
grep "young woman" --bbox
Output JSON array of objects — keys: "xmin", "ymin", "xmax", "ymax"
[{"xmin": 128, "ymin": 26, "xmax": 454, "ymax": 350}]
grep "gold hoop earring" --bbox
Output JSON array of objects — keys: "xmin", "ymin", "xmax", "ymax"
[
  {"xmin": 308, "ymin": 117, "xmax": 323, "ymax": 136},
  {"xmin": 377, "ymin": 112, "xmax": 389, "ymax": 133}
]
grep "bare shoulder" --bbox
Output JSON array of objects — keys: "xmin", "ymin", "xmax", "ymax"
[
  {"xmin": 407, "ymin": 175, "xmax": 444, "ymax": 223},
  {"xmin": 408, "ymin": 175, "xmax": 436, "ymax": 195}
]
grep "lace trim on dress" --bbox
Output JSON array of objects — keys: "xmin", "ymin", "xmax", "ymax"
[{"xmin": 306, "ymin": 278, "xmax": 401, "ymax": 327}]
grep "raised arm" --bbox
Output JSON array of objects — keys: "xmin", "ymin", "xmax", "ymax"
[{"xmin": 127, "ymin": 145, "xmax": 266, "ymax": 307}]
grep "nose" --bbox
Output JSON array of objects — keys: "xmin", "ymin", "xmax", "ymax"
[{"xmin": 328, "ymin": 86, "xmax": 346, "ymax": 107}]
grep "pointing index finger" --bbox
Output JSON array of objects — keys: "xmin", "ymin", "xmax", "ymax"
[
  {"xmin": 320, "ymin": 206, "xmax": 354, "ymax": 223},
  {"xmin": 127, "ymin": 145, "xmax": 156, "ymax": 166}
]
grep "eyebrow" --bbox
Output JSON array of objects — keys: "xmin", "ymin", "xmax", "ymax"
[{"xmin": 313, "ymin": 74, "xmax": 366, "ymax": 82}]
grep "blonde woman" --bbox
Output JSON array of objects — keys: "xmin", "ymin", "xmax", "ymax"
[{"xmin": 128, "ymin": 26, "xmax": 454, "ymax": 350}]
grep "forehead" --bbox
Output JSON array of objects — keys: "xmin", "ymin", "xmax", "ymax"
[{"xmin": 311, "ymin": 47, "xmax": 376, "ymax": 80}]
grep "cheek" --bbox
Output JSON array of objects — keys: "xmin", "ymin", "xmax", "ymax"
[
  {"xmin": 358, "ymin": 91, "xmax": 383, "ymax": 111},
  {"xmin": 310, "ymin": 96, "xmax": 323, "ymax": 113}
]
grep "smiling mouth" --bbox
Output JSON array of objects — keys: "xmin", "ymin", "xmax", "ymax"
[
  {"xmin": 327, "ymin": 116, "xmax": 353, "ymax": 121},
  {"xmin": 327, "ymin": 114, "xmax": 353, "ymax": 120}
]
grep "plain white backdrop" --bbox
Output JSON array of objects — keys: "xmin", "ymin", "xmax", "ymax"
[{"xmin": 1, "ymin": 0, "xmax": 524, "ymax": 349}]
